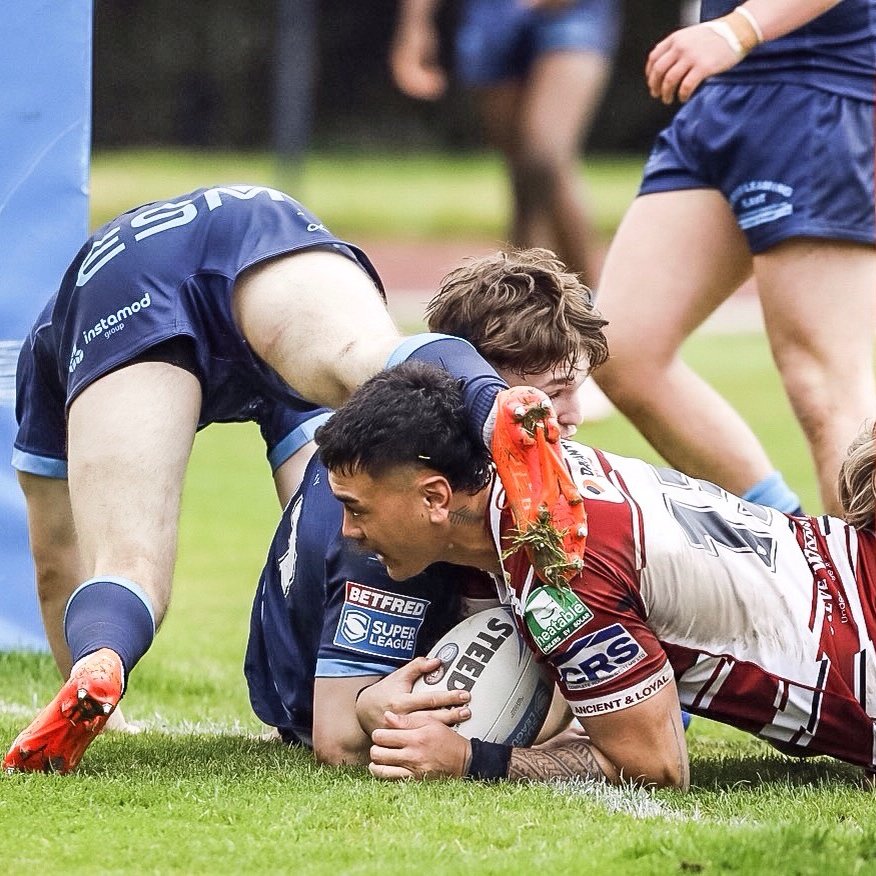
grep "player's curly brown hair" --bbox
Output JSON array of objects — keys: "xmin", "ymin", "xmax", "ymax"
[
  {"xmin": 838, "ymin": 421, "xmax": 876, "ymax": 530},
  {"xmin": 425, "ymin": 248, "xmax": 609, "ymax": 381}
]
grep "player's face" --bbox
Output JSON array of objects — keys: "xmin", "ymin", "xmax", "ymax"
[
  {"xmin": 328, "ymin": 465, "xmax": 440, "ymax": 581},
  {"xmin": 496, "ymin": 364, "xmax": 588, "ymax": 439}
]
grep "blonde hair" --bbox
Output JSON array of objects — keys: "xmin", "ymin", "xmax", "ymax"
[
  {"xmin": 425, "ymin": 248, "xmax": 609, "ymax": 381},
  {"xmin": 838, "ymin": 421, "xmax": 876, "ymax": 529}
]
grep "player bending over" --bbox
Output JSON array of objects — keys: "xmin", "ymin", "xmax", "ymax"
[
  {"xmin": 3, "ymin": 184, "xmax": 513, "ymax": 774},
  {"xmin": 316, "ymin": 360, "xmax": 876, "ymax": 786},
  {"xmin": 245, "ymin": 248, "xmax": 610, "ymax": 764}
]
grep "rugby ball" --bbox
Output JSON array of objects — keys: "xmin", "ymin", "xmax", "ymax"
[{"xmin": 412, "ymin": 606, "xmax": 552, "ymax": 746}]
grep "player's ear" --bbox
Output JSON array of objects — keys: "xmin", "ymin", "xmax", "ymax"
[{"xmin": 419, "ymin": 474, "xmax": 452, "ymax": 519}]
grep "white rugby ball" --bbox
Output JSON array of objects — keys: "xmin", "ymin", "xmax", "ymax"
[{"xmin": 413, "ymin": 606, "xmax": 552, "ymax": 746}]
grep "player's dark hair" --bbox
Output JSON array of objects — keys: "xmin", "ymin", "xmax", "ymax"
[
  {"xmin": 426, "ymin": 247, "xmax": 609, "ymax": 381},
  {"xmin": 316, "ymin": 361, "xmax": 492, "ymax": 494}
]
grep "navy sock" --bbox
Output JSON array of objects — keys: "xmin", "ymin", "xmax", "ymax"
[
  {"xmin": 742, "ymin": 471, "xmax": 803, "ymax": 515},
  {"xmin": 387, "ymin": 334, "xmax": 507, "ymax": 441},
  {"xmin": 64, "ymin": 577, "xmax": 156, "ymax": 686}
]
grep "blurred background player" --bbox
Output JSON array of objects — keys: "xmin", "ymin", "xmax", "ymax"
[
  {"xmin": 391, "ymin": 0, "xmax": 620, "ymax": 419},
  {"xmin": 245, "ymin": 248, "xmax": 610, "ymax": 764},
  {"xmin": 3, "ymin": 184, "xmax": 512, "ymax": 774},
  {"xmin": 592, "ymin": 0, "xmax": 876, "ymax": 517},
  {"xmin": 316, "ymin": 361, "xmax": 876, "ymax": 786}
]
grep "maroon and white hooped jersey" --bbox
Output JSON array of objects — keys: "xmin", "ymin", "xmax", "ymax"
[{"xmin": 489, "ymin": 441, "xmax": 876, "ymax": 768}]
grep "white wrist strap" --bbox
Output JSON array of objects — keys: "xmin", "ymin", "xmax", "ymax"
[
  {"xmin": 704, "ymin": 20, "xmax": 745, "ymax": 58},
  {"xmin": 735, "ymin": 6, "xmax": 765, "ymax": 43}
]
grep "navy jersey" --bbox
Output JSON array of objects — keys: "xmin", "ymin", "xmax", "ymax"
[
  {"xmin": 14, "ymin": 185, "xmax": 381, "ymax": 477},
  {"xmin": 245, "ymin": 454, "xmax": 487, "ymax": 745},
  {"xmin": 701, "ymin": 0, "xmax": 876, "ymax": 100}
]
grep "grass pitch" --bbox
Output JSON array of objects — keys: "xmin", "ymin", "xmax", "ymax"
[
  {"xmin": 2, "ymin": 333, "xmax": 870, "ymax": 875},
  {"xmin": 2, "ymin": 151, "xmax": 870, "ymax": 872}
]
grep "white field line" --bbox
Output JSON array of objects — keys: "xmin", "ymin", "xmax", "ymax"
[{"xmin": 548, "ymin": 777, "xmax": 702, "ymax": 822}]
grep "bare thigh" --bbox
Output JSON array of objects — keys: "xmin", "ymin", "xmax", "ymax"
[
  {"xmin": 233, "ymin": 250, "xmax": 402, "ymax": 410},
  {"xmin": 594, "ymin": 190, "xmax": 779, "ymax": 494},
  {"xmin": 66, "ymin": 361, "xmax": 202, "ymax": 625},
  {"xmin": 756, "ymin": 239, "xmax": 876, "ymax": 513},
  {"xmin": 596, "ymin": 189, "xmax": 751, "ymax": 368}
]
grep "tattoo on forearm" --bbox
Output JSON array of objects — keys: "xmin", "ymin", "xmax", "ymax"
[
  {"xmin": 448, "ymin": 505, "xmax": 483, "ymax": 526},
  {"xmin": 508, "ymin": 741, "xmax": 608, "ymax": 781}
]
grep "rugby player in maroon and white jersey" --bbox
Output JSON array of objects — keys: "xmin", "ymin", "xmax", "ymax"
[{"xmin": 317, "ymin": 360, "xmax": 876, "ymax": 787}]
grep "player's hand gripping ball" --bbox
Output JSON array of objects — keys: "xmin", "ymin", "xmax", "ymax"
[{"xmin": 412, "ymin": 606, "xmax": 553, "ymax": 746}]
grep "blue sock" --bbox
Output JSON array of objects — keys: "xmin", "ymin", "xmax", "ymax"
[
  {"xmin": 387, "ymin": 334, "xmax": 507, "ymax": 441},
  {"xmin": 64, "ymin": 577, "xmax": 156, "ymax": 686},
  {"xmin": 742, "ymin": 471, "xmax": 803, "ymax": 515}
]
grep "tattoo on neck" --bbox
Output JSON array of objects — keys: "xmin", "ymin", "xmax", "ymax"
[
  {"xmin": 508, "ymin": 742, "xmax": 608, "ymax": 782},
  {"xmin": 449, "ymin": 505, "xmax": 482, "ymax": 526}
]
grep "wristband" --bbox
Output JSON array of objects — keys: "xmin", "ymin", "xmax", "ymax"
[
  {"xmin": 734, "ymin": 6, "xmax": 764, "ymax": 44},
  {"xmin": 704, "ymin": 20, "xmax": 746, "ymax": 58},
  {"xmin": 465, "ymin": 737, "xmax": 512, "ymax": 781}
]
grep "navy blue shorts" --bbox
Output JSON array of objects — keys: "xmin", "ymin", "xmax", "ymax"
[
  {"xmin": 455, "ymin": 0, "xmax": 620, "ymax": 87},
  {"xmin": 639, "ymin": 82, "xmax": 876, "ymax": 254},
  {"xmin": 12, "ymin": 185, "xmax": 381, "ymax": 478}
]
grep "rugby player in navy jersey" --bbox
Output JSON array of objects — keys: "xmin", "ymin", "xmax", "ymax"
[
  {"xmin": 593, "ymin": 0, "xmax": 876, "ymax": 521},
  {"xmin": 245, "ymin": 248, "xmax": 611, "ymax": 765},
  {"xmin": 317, "ymin": 361, "xmax": 876, "ymax": 786},
  {"xmin": 4, "ymin": 185, "xmax": 519, "ymax": 774}
]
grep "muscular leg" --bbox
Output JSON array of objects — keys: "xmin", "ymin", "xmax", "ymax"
[
  {"xmin": 17, "ymin": 472, "xmax": 137, "ymax": 732},
  {"xmin": 594, "ymin": 189, "xmax": 781, "ymax": 497},
  {"xmin": 233, "ymin": 250, "xmax": 402, "ymax": 409},
  {"xmin": 5, "ymin": 362, "xmax": 201, "ymax": 771},
  {"xmin": 17, "ymin": 473, "xmax": 84, "ymax": 676},
  {"xmin": 756, "ymin": 240, "xmax": 876, "ymax": 516},
  {"xmin": 66, "ymin": 361, "xmax": 202, "ymax": 626}
]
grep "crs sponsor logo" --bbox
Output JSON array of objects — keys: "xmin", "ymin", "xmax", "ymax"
[
  {"xmin": 554, "ymin": 623, "xmax": 645, "ymax": 691},
  {"xmin": 68, "ymin": 342, "xmax": 84, "ymax": 374},
  {"xmin": 524, "ymin": 585, "xmax": 592, "ymax": 654},
  {"xmin": 81, "ymin": 292, "xmax": 152, "ymax": 345},
  {"xmin": 333, "ymin": 582, "xmax": 430, "ymax": 661}
]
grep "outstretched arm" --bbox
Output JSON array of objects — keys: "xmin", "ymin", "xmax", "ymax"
[
  {"xmin": 647, "ymin": 0, "xmax": 845, "ymax": 104},
  {"xmin": 368, "ymin": 680, "xmax": 689, "ymax": 788}
]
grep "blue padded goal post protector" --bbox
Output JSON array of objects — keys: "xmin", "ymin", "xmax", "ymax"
[{"xmin": 0, "ymin": 1, "xmax": 92, "ymax": 649}]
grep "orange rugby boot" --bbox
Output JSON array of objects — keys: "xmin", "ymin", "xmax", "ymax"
[
  {"xmin": 3, "ymin": 648, "xmax": 123, "ymax": 774},
  {"xmin": 491, "ymin": 387, "xmax": 587, "ymax": 587}
]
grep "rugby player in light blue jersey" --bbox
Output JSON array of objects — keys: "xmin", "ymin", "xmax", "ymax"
[
  {"xmin": 245, "ymin": 248, "xmax": 614, "ymax": 764},
  {"xmin": 594, "ymin": 0, "xmax": 876, "ymax": 521},
  {"xmin": 4, "ymin": 184, "xmax": 512, "ymax": 774}
]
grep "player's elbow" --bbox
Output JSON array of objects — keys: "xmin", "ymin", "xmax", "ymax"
[
  {"xmin": 649, "ymin": 762, "xmax": 689, "ymax": 791},
  {"xmin": 313, "ymin": 737, "xmax": 368, "ymax": 768},
  {"xmin": 627, "ymin": 759, "xmax": 689, "ymax": 791}
]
